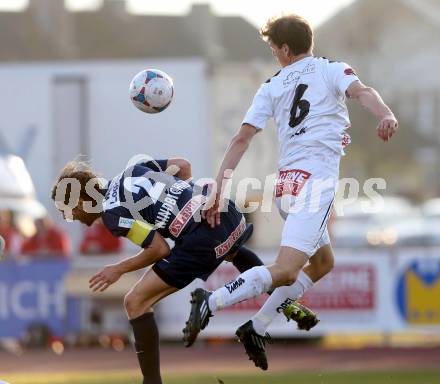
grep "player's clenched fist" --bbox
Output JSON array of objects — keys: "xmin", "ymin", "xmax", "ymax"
[
  {"xmin": 377, "ymin": 114, "xmax": 398, "ymax": 142},
  {"xmin": 89, "ymin": 264, "xmax": 123, "ymax": 292}
]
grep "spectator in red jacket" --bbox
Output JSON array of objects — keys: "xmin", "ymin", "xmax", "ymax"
[
  {"xmin": 80, "ymin": 220, "xmax": 122, "ymax": 255},
  {"xmin": 21, "ymin": 216, "xmax": 71, "ymax": 258},
  {"xmin": 0, "ymin": 210, "xmax": 22, "ymax": 258}
]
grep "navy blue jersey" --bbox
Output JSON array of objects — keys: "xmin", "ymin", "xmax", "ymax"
[{"xmin": 101, "ymin": 159, "xmax": 205, "ymax": 248}]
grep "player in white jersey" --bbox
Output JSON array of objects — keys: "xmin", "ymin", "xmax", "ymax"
[{"xmin": 184, "ymin": 14, "xmax": 398, "ymax": 370}]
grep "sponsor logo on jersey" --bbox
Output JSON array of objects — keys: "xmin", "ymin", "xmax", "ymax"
[
  {"xmin": 302, "ymin": 64, "xmax": 315, "ymax": 75},
  {"xmin": 275, "ymin": 169, "xmax": 312, "ymax": 198},
  {"xmin": 215, "ymin": 217, "xmax": 246, "ymax": 258},
  {"xmin": 225, "ymin": 277, "xmax": 246, "ymax": 294},
  {"xmin": 293, "ymin": 127, "xmax": 307, "ymax": 137},
  {"xmin": 276, "ymin": 297, "xmax": 295, "ymax": 313},
  {"xmin": 155, "ymin": 180, "xmax": 189, "ymax": 229},
  {"xmin": 342, "ymin": 132, "xmax": 351, "ymax": 148},
  {"xmin": 283, "ymin": 64, "xmax": 315, "ymax": 87},
  {"xmin": 155, "ymin": 193, "xmax": 179, "ymax": 228},
  {"xmin": 344, "ymin": 67, "xmax": 357, "ymax": 76},
  {"xmin": 169, "ymin": 194, "xmax": 206, "ymax": 237},
  {"xmin": 103, "ymin": 174, "xmax": 122, "ymax": 209},
  {"xmin": 118, "ymin": 217, "xmax": 135, "ymax": 229},
  {"xmin": 283, "ymin": 71, "xmax": 300, "ymax": 87}
]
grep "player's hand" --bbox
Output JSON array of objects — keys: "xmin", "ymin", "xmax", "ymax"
[
  {"xmin": 203, "ymin": 193, "xmax": 222, "ymax": 228},
  {"xmin": 89, "ymin": 264, "xmax": 123, "ymax": 292},
  {"xmin": 201, "ymin": 181, "xmax": 222, "ymax": 228},
  {"xmin": 377, "ymin": 115, "xmax": 398, "ymax": 142}
]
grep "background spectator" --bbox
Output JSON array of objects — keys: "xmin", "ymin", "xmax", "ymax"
[
  {"xmin": 0, "ymin": 210, "xmax": 22, "ymax": 259},
  {"xmin": 80, "ymin": 221, "xmax": 122, "ymax": 255},
  {"xmin": 21, "ymin": 216, "xmax": 71, "ymax": 258}
]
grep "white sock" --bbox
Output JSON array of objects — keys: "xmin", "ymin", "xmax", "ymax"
[
  {"xmin": 208, "ymin": 266, "xmax": 273, "ymax": 313},
  {"xmin": 251, "ymin": 270, "xmax": 314, "ymax": 335}
]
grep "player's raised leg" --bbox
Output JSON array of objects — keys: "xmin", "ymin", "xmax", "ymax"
[
  {"xmin": 125, "ymin": 269, "xmax": 178, "ymax": 384},
  {"xmin": 183, "ymin": 246, "xmax": 308, "ymax": 355},
  {"xmin": 230, "ymin": 245, "xmax": 265, "ymax": 273},
  {"xmin": 231, "ymin": 246, "xmax": 308, "ymax": 370},
  {"xmin": 182, "ymin": 245, "xmax": 266, "ymax": 348},
  {"xmin": 251, "ymin": 243, "xmax": 334, "ymax": 336},
  {"xmin": 210, "ymin": 247, "xmax": 308, "ymax": 312}
]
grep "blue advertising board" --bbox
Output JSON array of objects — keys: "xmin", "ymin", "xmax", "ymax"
[
  {"xmin": 0, "ymin": 260, "xmax": 80, "ymax": 338},
  {"xmin": 396, "ymin": 257, "xmax": 440, "ymax": 325}
]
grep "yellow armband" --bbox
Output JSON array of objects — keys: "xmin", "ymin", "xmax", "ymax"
[{"xmin": 127, "ymin": 220, "xmax": 154, "ymax": 246}]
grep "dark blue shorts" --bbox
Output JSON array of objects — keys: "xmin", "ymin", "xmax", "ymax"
[{"xmin": 152, "ymin": 201, "xmax": 252, "ymax": 289}]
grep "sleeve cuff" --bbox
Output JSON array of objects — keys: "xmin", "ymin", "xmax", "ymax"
[
  {"xmin": 242, "ymin": 119, "xmax": 265, "ymax": 130},
  {"xmin": 144, "ymin": 159, "xmax": 168, "ymax": 172},
  {"xmin": 141, "ymin": 230, "xmax": 156, "ymax": 248},
  {"xmin": 339, "ymin": 76, "xmax": 359, "ymax": 96}
]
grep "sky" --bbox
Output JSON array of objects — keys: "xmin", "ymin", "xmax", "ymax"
[{"xmin": 0, "ymin": 0, "xmax": 356, "ymax": 27}]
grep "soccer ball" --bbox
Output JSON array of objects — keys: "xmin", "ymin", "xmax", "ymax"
[{"xmin": 129, "ymin": 69, "xmax": 174, "ymax": 114}]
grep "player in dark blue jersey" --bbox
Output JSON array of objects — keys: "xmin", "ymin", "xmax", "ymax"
[{"xmin": 51, "ymin": 156, "xmax": 265, "ymax": 384}]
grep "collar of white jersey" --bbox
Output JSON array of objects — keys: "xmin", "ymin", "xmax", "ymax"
[{"xmin": 284, "ymin": 55, "xmax": 314, "ymax": 70}]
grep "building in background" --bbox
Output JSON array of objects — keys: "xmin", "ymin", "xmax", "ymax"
[
  {"xmin": 0, "ymin": 0, "xmax": 282, "ymax": 248},
  {"xmin": 0, "ymin": 0, "xmax": 439, "ymax": 346},
  {"xmin": 0, "ymin": 0, "xmax": 438, "ymax": 250},
  {"xmin": 315, "ymin": 0, "xmax": 440, "ymax": 199}
]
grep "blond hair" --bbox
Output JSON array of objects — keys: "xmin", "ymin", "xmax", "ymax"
[{"xmin": 51, "ymin": 158, "xmax": 102, "ymax": 203}]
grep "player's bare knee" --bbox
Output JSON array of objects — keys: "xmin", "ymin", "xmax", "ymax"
[
  {"xmin": 273, "ymin": 268, "xmax": 300, "ymax": 287},
  {"xmin": 124, "ymin": 290, "xmax": 145, "ymax": 317},
  {"xmin": 284, "ymin": 269, "xmax": 300, "ymax": 286},
  {"xmin": 125, "ymin": 287, "xmax": 157, "ymax": 318},
  {"xmin": 123, "ymin": 291, "xmax": 135, "ymax": 314}
]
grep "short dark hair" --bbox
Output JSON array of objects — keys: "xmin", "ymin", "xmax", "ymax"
[{"xmin": 260, "ymin": 14, "xmax": 313, "ymax": 55}]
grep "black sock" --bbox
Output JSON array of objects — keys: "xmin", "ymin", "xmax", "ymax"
[
  {"xmin": 232, "ymin": 246, "xmax": 264, "ymax": 272},
  {"xmin": 129, "ymin": 312, "xmax": 162, "ymax": 384},
  {"xmin": 233, "ymin": 246, "xmax": 273, "ymax": 295}
]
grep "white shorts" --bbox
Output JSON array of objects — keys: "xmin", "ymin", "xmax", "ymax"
[{"xmin": 275, "ymin": 145, "xmax": 340, "ymax": 257}]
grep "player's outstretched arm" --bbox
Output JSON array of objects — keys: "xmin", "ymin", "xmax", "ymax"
[
  {"xmin": 165, "ymin": 158, "xmax": 192, "ymax": 181},
  {"xmin": 347, "ymin": 81, "xmax": 398, "ymax": 142},
  {"xmin": 89, "ymin": 232, "xmax": 170, "ymax": 292},
  {"xmin": 204, "ymin": 124, "xmax": 259, "ymax": 227}
]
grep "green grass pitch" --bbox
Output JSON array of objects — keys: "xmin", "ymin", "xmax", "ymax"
[{"xmin": 2, "ymin": 370, "xmax": 440, "ymax": 384}]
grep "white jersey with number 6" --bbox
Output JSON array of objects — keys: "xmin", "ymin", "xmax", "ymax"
[{"xmin": 242, "ymin": 56, "xmax": 359, "ymax": 169}]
